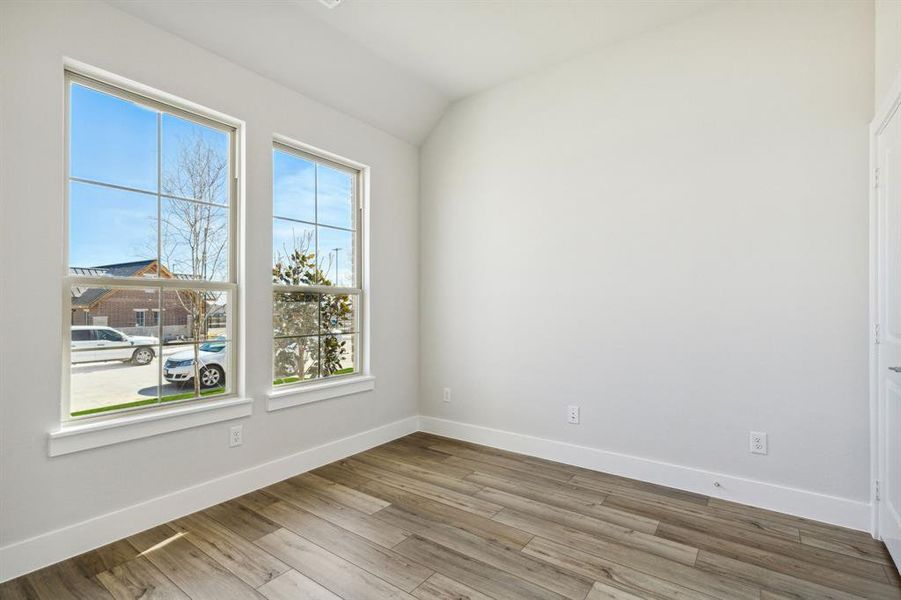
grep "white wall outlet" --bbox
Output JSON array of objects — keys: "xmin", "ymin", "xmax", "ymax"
[
  {"xmin": 443, "ymin": 387, "xmax": 451, "ymax": 402},
  {"xmin": 230, "ymin": 425, "xmax": 243, "ymax": 447},
  {"xmin": 567, "ymin": 405, "xmax": 580, "ymax": 424},
  {"xmin": 750, "ymin": 431, "xmax": 767, "ymax": 455}
]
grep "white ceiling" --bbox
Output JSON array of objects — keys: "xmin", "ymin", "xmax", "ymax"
[
  {"xmin": 296, "ymin": 0, "xmax": 715, "ymax": 99},
  {"xmin": 110, "ymin": 0, "xmax": 716, "ymax": 144}
]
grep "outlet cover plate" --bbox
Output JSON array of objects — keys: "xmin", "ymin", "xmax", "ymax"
[{"xmin": 750, "ymin": 431, "xmax": 767, "ymax": 455}]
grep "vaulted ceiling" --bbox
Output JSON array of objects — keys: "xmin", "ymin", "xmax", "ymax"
[{"xmin": 110, "ymin": 0, "xmax": 716, "ymax": 144}]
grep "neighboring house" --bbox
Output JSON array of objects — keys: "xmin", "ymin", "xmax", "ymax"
[{"xmin": 70, "ymin": 259, "xmax": 199, "ymax": 341}]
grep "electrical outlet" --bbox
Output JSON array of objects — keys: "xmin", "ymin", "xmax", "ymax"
[
  {"xmin": 230, "ymin": 425, "xmax": 243, "ymax": 448},
  {"xmin": 567, "ymin": 405, "xmax": 580, "ymax": 424},
  {"xmin": 443, "ymin": 387, "xmax": 451, "ymax": 402},
  {"xmin": 750, "ymin": 431, "xmax": 767, "ymax": 455}
]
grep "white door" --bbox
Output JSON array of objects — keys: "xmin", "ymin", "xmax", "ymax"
[
  {"xmin": 95, "ymin": 327, "xmax": 134, "ymax": 361},
  {"xmin": 70, "ymin": 329, "xmax": 95, "ymax": 364},
  {"xmin": 877, "ymin": 104, "xmax": 901, "ymax": 569}
]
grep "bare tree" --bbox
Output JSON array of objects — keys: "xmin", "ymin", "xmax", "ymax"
[{"xmin": 161, "ymin": 132, "xmax": 229, "ymax": 396}]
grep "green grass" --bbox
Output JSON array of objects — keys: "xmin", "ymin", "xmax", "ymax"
[
  {"xmin": 273, "ymin": 367, "xmax": 355, "ymax": 387},
  {"xmin": 70, "ymin": 387, "xmax": 226, "ymax": 417},
  {"xmin": 72, "ymin": 367, "xmax": 359, "ymax": 417}
]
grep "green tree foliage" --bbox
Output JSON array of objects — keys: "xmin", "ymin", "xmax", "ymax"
[{"xmin": 273, "ymin": 232, "xmax": 352, "ymax": 383}]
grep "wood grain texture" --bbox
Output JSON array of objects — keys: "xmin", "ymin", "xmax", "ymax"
[
  {"xmin": 257, "ymin": 570, "xmax": 342, "ymax": 600},
  {"xmin": 2, "ymin": 432, "xmax": 898, "ymax": 600},
  {"xmin": 95, "ymin": 556, "xmax": 189, "ymax": 600},
  {"xmin": 255, "ymin": 528, "xmax": 415, "ymax": 600},
  {"xmin": 410, "ymin": 573, "xmax": 494, "ymax": 600}
]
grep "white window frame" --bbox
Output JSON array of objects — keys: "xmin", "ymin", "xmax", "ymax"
[
  {"xmin": 268, "ymin": 137, "xmax": 373, "ymax": 410},
  {"xmin": 60, "ymin": 69, "xmax": 243, "ymax": 426}
]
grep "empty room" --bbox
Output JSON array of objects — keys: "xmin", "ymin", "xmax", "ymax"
[{"xmin": 1, "ymin": 0, "xmax": 900, "ymax": 598}]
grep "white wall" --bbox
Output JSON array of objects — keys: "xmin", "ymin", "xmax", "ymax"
[
  {"xmin": 0, "ymin": 0, "xmax": 418, "ymax": 564},
  {"xmin": 420, "ymin": 1, "xmax": 874, "ymax": 513},
  {"xmin": 876, "ymin": 0, "xmax": 901, "ymax": 108}
]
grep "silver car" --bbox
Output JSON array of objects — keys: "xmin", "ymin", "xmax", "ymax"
[{"xmin": 164, "ymin": 340, "xmax": 227, "ymax": 389}]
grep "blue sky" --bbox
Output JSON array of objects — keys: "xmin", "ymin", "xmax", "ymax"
[
  {"xmin": 69, "ymin": 82, "xmax": 229, "ymax": 270},
  {"xmin": 273, "ymin": 149, "xmax": 355, "ymax": 286},
  {"xmin": 70, "ymin": 82, "xmax": 353, "ymax": 286}
]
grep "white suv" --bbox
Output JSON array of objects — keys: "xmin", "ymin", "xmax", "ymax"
[{"xmin": 70, "ymin": 326, "xmax": 159, "ymax": 365}]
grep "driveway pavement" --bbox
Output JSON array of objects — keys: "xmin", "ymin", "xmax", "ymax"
[{"xmin": 70, "ymin": 346, "xmax": 196, "ymax": 414}]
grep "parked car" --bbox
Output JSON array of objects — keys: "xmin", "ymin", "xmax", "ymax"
[
  {"xmin": 70, "ymin": 326, "xmax": 159, "ymax": 365},
  {"xmin": 164, "ymin": 340, "xmax": 227, "ymax": 389}
]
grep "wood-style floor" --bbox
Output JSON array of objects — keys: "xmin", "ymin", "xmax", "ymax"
[{"xmin": 2, "ymin": 432, "xmax": 899, "ymax": 600}]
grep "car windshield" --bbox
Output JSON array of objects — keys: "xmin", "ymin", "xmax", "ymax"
[{"xmin": 199, "ymin": 342, "xmax": 225, "ymax": 353}]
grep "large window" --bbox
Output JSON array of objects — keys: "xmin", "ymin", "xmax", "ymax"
[
  {"xmin": 65, "ymin": 72, "xmax": 237, "ymax": 419},
  {"xmin": 272, "ymin": 143, "xmax": 362, "ymax": 387}
]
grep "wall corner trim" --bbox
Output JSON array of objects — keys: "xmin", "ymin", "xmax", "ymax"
[
  {"xmin": 0, "ymin": 415, "xmax": 419, "ymax": 583},
  {"xmin": 419, "ymin": 416, "xmax": 872, "ymax": 533}
]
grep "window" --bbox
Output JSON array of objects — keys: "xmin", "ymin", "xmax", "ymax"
[
  {"xmin": 65, "ymin": 71, "xmax": 237, "ymax": 419},
  {"xmin": 71, "ymin": 329, "xmax": 91, "ymax": 342},
  {"xmin": 272, "ymin": 143, "xmax": 362, "ymax": 387}
]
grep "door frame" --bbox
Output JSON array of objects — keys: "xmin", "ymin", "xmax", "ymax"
[{"xmin": 870, "ymin": 71, "xmax": 901, "ymax": 539}]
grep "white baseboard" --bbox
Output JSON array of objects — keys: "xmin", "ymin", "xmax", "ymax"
[
  {"xmin": 420, "ymin": 416, "xmax": 873, "ymax": 533},
  {"xmin": 1, "ymin": 413, "xmax": 874, "ymax": 583},
  {"xmin": 0, "ymin": 415, "xmax": 419, "ymax": 583}
]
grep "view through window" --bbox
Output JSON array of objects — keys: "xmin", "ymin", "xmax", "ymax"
[
  {"xmin": 272, "ymin": 144, "xmax": 361, "ymax": 386},
  {"xmin": 66, "ymin": 73, "xmax": 236, "ymax": 418}
]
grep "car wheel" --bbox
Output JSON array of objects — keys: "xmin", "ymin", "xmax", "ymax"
[
  {"xmin": 131, "ymin": 347, "xmax": 154, "ymax": 365},
  {"xmin": 199, "ymin": 365, "xmax": 224, "ymax": 389}
]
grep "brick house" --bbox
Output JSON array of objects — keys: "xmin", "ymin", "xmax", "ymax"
[{"xmin": 70, "ymin": 259, "xmax": 195, "ymax": 341}]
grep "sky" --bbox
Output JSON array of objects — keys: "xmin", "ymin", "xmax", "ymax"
[{"xmin": 70, "ymin": 81, "xmax": 355, "ymax": 287}]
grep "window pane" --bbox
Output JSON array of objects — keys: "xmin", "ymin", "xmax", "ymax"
[
  {"xmin": 70, "ymin": 83, "xmax": 158, "ymax": 192},
  {"xmin": 70, "ymin": 286, "xmax": 160, "ymax": 335},
  {"xmin": 317, "ymin": 226, "xmax": 354, "ymax": 287},
  {"xmin": 69, "ymin": 287, "xmax": 161, "ymax": 417},
  {"xmin": 159, "ymin": 289, "xmax": 230, "ymax": 344},
  {"xmin": 69, "ymin": 181, "xmax": 157, "ymax": 273},
  {"xmin": 320, "ymin": 293, "xmax": 357, "ymax": 334},
  {"xmin": 320, "ymin": 334, "xmax": 355, "ymax": 377},
  {"xmin": 273, "ymin": 219, "xmax": 317, "ymax": 283},
  {"xmin": 161, "ymin": 198, "xmax": 229, "ymax": 281},
  {"xmin": 274, "ymin": 291, "xmax": 319, "ymax": 337},
  {"xmin": 274, "ymin": 336, "xmax": 319, "ymax": 385},
  {"xmin": 317, "ymin": 164, "xmax": 354, "ymax": 230},
  {"xmin": 273, "ymin": 150, "xmax": 315, "ymax": 222},
  {"xmin": 162, "ymin": 113, "xmax": 230, "ymax": 205}
]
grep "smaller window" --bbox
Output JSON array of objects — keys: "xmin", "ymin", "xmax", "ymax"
[
  {"xmin": 135, "ymin": 309, "xmax": 147, "ymax": 327},
  {"xmin": 71, "ymin": 329, "xmax": 91, "ymax": 342},
  {"xmin": 272, "ymin": 143, "xmax": 363, "ymax": 388},
  {"xmin": 96, "ymin": 328, "xmax": 125, "ymax": 342}
]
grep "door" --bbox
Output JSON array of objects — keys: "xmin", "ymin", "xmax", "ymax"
[
  {"xmin": 877, "ymin": 104, "xmax": 901, "ymax": 569},
  {"xmin": 70, "ymin": 328, "xmax": 94, "ymax": 363},
  {"xmin": 94, "ymin": 327, "xmax": 133, "ymax": 361}
]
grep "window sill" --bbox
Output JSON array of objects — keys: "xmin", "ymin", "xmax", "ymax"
[
  {"xmin": 267, "ymin": 375, "xmax": 375, "ymax": 412},
  {"xmin": 48, "ymin": 396, "xmax": 253, "ymax": 457}
]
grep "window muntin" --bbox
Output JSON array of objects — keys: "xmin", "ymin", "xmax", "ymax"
[
  {"xmin": 65, "ymin": 72, "xmax": 237, "ymax": 420},
  {"xmin": 272, "ymin": 144, "xmax": 362, "ymax": 387}
]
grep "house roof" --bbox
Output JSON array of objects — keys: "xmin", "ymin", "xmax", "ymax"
[
  {"xmin": 70, "ymin": 260, "xmax": 207, "ymax": 309},
  {"xmin": 70, "ymin": 259, "xmax": 162, "ymax": 307},
  {"xmin": 89, "ymin": 259, "xmax": 158, "ymax": 278}
]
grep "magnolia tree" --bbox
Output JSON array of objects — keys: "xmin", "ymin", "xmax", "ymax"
[{"xmin": 273, "ymin": 230, "xmax": 352, "ymax": 383}]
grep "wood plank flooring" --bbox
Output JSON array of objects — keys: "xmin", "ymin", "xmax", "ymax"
[{"xmin": 2, "ymin": 432, "xmax": 898, "ymax": 600}]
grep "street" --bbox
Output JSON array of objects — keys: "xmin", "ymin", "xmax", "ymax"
[{"xmin": 71, "ymin": 346, "xmax": 202, "ymax": 415}]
